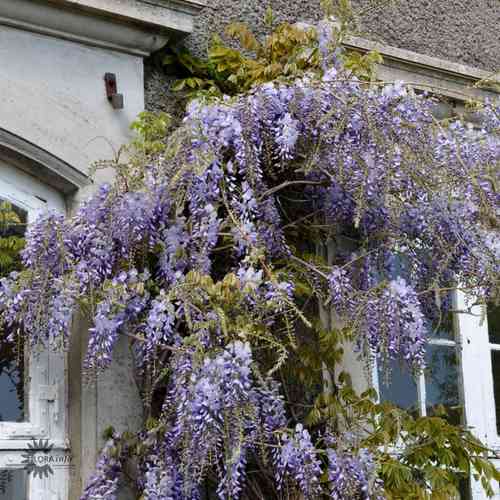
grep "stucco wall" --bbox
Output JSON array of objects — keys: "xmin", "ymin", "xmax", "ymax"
[
  {"xmin": 145, "ymin": 0, "xmax": 499, "ymax": 112},
  {"xmin": 356, "ymin": 0, "xmax": 499, "ymax": 73},
  {"xmin": 185, "ymin": 0, "xmax": 500, "ymax": 71},
  {"xmin": 0, "ymin": 26, "xmax": 144, "ymax": 206}
]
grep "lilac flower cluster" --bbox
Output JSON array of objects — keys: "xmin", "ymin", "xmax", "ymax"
[
  {"xmin": 146, "ymin": 344, "xmax": 291, "ymax": 499},
  {"xmin": 65, "ymin": 183, "xmax": 118, "ymax": 287},
  {"xmin": 21, "ymin": 212, "xmax": 67, "ymax": 273},
  {"xmin": 328, "ymin": 265, "xmax": 355, "ymax": 316},
  {"xmin": 134, "ymin": 291, "xmax": 175, "ymax": 367},
  {"xmin": 328, "ymin": 447, "xmax": 383, "ymax": 500},
  {"xmin": 317, "ymin": 20, "xmax": 343, "ymax": 71},
  {"xmin": 80, "ymin": 436, "xmax": 124, "ymax": 500},
  {"xmin": 275, "ymin": 424, "xmax": 322, "ymax": 498},
  {"xmin": 142, "ymin": 463, "xmax": 183, "ymax": 500},
  {"xmin": 46, "ymin": 277, "xmax": 80, "ymax": 347},
  {"xmin": 256, "ymin": 380, "xmax": 287, "ymax": 438},
  {"xmin": 329, "ymin": 268, "xmax": 427, "ymax": 368},
  {"xmin": 1, "ymin": 19, "xmax": 498, "ymax": 500},
  {"xmin": 165, "ymin": 342, "xmax": 253, "ymax": 498},
  {"xmin": 84, "ymin": 269, "xmax": 150, "ymax": 372}
]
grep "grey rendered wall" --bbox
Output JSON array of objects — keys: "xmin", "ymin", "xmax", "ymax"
[
  {"xmin": 145, "ymin": 0, "xmax": 499, "ymax": 111},
  {"xmin": 185, "ymin": 0, "xmax": 500, "ymax": 71},
  {"xmin": 355, "ymin": 0, "xmax": 499, "ymax": 73},
  {"xmin": 0, "ymin": 25, "xmax": 144, "ymax": 207}
]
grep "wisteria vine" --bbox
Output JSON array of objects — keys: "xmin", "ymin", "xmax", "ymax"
[{"xmin": 0, "ymin": 19, "xmax": 499, "ymax": 499}]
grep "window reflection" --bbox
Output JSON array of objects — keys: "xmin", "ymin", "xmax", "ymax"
[
  {"xmin": 458, "ymin": 476, "xmax": 471, "ymax": 500},
  {"xmin": 0, "ymin": 351, "xmax": 24, "ymax": 422},
  {"xmin": 0, "ymin": 199, "xmax": 27, "ymax": 422},
  {"xmin": 428, "ymin": 292, "xmax": 455, "ymax": 341},
  {"xmin": 488, "ymin": 304, "xmax": 500, "ymax": 345},
  {"xmin": 490, "ymin": 350, "xmax": 500, "ymax": 436},
  {"xmin": 378, "ymin": 359, "xmax": 419, "ymax": 416},
  {"xmin": 429, "ymin": 309, "xmax": 455, "ymax": 340},
  {"xmin": 0, "ymin": 469, "xmax": 27, "ymax": 500},
  {"xmin": 488, "ymin": 304, "xmax": 500, "ymax": 436},
  {"xmin": 425, "ymin": 345, "xmax": 462, "ymax": 425}
]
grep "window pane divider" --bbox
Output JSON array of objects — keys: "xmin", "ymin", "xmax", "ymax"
[
  {"xmin": 428, "ymin": 339, "xmax": 456, "ymax": 347},
  {"xmin": 417, "ymin": 372, "xmax": 427, "ymax": 416}
]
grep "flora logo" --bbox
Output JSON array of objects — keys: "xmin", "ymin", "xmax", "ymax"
[{"xmin": 21, "ymin": 438, "xmax": 72, "ymax": 478}]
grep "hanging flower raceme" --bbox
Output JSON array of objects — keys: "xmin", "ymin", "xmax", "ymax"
[
  {"xmin": 21, "ymin": 211, "xmax": 67, "ymax": 273},
  {"xmin": 328, "ymin": 447, "xmax": 384, "ymax": 500},
  {"xmin": 134, "ymin": 290, "xmax": 176, "ymax": 367},
  {"xmin": 164, "ymin": 342, "xmax": 256, "ymax": 497},
  {"xmin": 275, "ymin": 424, "xmax": 322, "ymax": 497},
  {"xmin": 84, "ymin": 269, "xmax": 150, "ymax": 372},
  {"xmin": 0, "ymin": 19, "xmax": 498, "ymax": 500},
  {"xmin": 80, "ymin": 435, "xmax": 125, "ymax": 500}
]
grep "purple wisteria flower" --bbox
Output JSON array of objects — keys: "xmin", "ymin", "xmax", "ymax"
[
  {"xmin": 328, "ymin": 447, "xmax": 384, "ymax": 500},
  {"xmin": 275, "ymin": 112, "xmax": 300, "ymax": 160},
  {"xmin": 163, "ymin": 342, "xmax": 255, "ymax": 498},
  {"xmin": 1, "ymin": 18, "xmax": 499, "ymax": 499},
  {"xmin": 84, "ymin": 269, "xmax": 150, "ymax": 372},
  {"xmin": 275, "ymin": 424, "xmax": 322, "ymax": 498},
  {"xmin": 80, "ymin": 436, "xmax": 123, "ymax": 500},
  {"xmin": 135, "ymin": 291, "xmax": 175, "ymax": 367}
]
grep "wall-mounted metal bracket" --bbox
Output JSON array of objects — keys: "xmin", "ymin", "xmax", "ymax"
[{"xmin": 104, "ymin": 73, "xmax": 124, "ymax": 109}]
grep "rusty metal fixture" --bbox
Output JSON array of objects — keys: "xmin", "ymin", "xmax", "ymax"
[{"xmin": 104, "ymin": 73, "xmax": 124, "ymax": 109}]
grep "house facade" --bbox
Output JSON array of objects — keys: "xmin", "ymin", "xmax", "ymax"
[{"xmin": 0, "ymin": 1, "xmax": 498, "ymax": 499}]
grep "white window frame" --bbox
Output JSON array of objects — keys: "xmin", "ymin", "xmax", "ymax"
[
  {"xmin": 456, "ymin": 293, "xmax": 500, "ymax": 499},
  {"xmin": 372, "ymin": 291, "xmax": 464, "ymax": 422},
  {"xmin": 372, "ymin": 290, "xmax": 500, "ymax": 500},
  {"xmin": 0, "ymin": 161, "xmax": 68, "ymax": 500}
]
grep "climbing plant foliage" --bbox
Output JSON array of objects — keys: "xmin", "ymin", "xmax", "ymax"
[
  {"xmin": 0, "ymin": 201, "xmax": 24, "ymax": 274},
  {"xmin": 0, "ymin": 18, "xmax": 499, "ymax": 500},
  {"xmin": 163, "ymin": 8, "xmax": 382, "ymax": 100}
]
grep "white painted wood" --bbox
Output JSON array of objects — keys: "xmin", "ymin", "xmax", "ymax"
[
  {"xmin": 455, "ymin": 294, "xmax": 500, "ymax": 500},
  {"xmin": 0, "ymin": 163, "xmax": 68, "ymax": 499},
  {"xmin": 0, "ymin": 160, "xmax": 66, "ymax": 214},
  {"xmin": 416, "ymin": 372, "xmax": 427, "ymax": 417},
  {"xmin": 456, "ymin": 295, "xmax": 492, "ymax": 443},
  {"xmin": 0, "ymin": 451, "xmax": 69, "ymax": 500}
]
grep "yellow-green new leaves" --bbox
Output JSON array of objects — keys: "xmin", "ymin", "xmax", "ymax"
[
  {"xmin": 0, "ymin": 201, "xmax": 24, "ymax": 273},
  {"xmin": 130, "ymin": 111, "xmax": 171, "ymax": 156},
  {"xmin": 0, "ymin": 201, "xmax": 21, "ymax": 229},
  {"xmin": 343, "ymin": 49, "xmax": 383, "ymax": 81},
  {"xmin": 163, "ymin": 14, "xmax": 386, "ymax": 103},
  {"xmin": 163, "ymin": 21, "xmax": 320, "ymax": 98}
]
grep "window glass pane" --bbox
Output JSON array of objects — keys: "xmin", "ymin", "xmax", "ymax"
[
  {"xmin": 0, "ymin": 200, "xmax": 27, "ymax": 422},
  {"xmin": 429, "ymin": 312, "xmax": 455, "ymax": 340},
  {"xmin": 458, "ymin": 476, "xmax": 471, "ymax": 500},
  {"xmin": 378, "ymin": 359, "xmax": 419, "ymax": 416},
  {"xmin": 428, "ymin": 292, "xmax": 455, "ymax": 341},
  {"xmin": 488, "ymin": 303, "xmax": 500, "ymax": 345},
  {"xmin": 490, "ymin": 350, "xmax": 500, "ymax": 436},
  {"xmin": 425, "ymin": 345, "xmax": 462, "ymax": 425},
  {"xmin": 0, "ymin": 348, "xmax": 25, "ymax": 422},
  {"xmin": 0, "ymin": 469, "xmax": 27, "ymax": 500}
]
